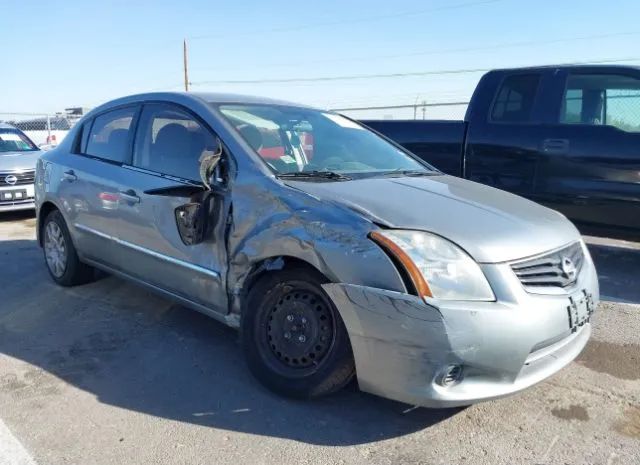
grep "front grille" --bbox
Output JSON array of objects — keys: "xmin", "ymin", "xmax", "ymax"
[
  {"xmin": 511, "ymin": 242, "xmax": 584, "ymax": 289},
  {"xmin": 0, "ymin": 198, "xmax": 33, "ymax": 206},
  {"xmin": 0, "ymin": 170, "xmax": 35, "ymax": 186}
]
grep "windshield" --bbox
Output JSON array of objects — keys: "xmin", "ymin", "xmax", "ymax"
[
  {"xmin": 216, "ymin": 104, "xmax": 434, "ymax": 177},
  {"xmin": 0, "ymin": 129, "xmax": 38, "ymax": 153}
]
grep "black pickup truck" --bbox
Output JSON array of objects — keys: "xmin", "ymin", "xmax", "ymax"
[{"xmin": 364, "ymin": 65, "xmax": 640, "ymax": 239}]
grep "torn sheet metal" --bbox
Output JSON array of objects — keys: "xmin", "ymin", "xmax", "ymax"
[
  {"xmin": 322, "ymin": 283, "xmax": 457, "ymax": 407},
  {"xmin": 224, "ymin": 174, "xmax": 408, "ymax": 317},
  {"xmin": 321, "ymin": 280, "xmax": 596, "ymax": 408}
]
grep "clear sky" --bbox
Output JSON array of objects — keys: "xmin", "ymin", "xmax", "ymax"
[{"xmin": 3, "ymin": 0, "xmax": 640, "ymax": 117}]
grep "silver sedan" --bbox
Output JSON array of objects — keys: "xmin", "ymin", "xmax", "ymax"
[{"xmin": 34, "ymin": 92, "xmax": 598, "ymax": 407}]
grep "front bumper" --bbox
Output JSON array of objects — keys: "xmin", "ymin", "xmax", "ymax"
[
  {"xmin": 0, "ymin": 183, "xmax": 35, "ymax": 212},
  {"xmin": 322, "ymin": 247, "xmax": 599, "ymax": 408}
]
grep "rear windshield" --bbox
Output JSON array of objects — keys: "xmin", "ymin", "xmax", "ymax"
[{"xmin": 0, "ymin": 129, "xmax": 38, "ymax": 153}]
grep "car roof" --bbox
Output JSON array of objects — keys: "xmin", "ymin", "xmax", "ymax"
[
  {"xmin": 191, "ymin": 92, "xmax": 315, "ymax": 108},
  {"xmin": 0, "ymin": 122, "xmax": 17, "ymax": 130},
  {"xmin": 90, "ymin": 92, "xmax": 317, "ymax": 116},
  {"xmin": 490, "ymin": 64, "xmax": 640, "ymax": 73}
]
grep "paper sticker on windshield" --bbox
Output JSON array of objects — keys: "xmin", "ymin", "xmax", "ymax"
[
  {"xmin": 322, "ymin": 113, "xmax": 364, "ymax": 130},
  {"xmin": 280, "ymin": 155, "xmax": 297, "ymax": 164},
  {"xmin": 0, "ymin": 133, "xmax": 22, "ymax": 142}
]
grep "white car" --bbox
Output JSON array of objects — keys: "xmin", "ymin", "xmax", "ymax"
[
  {"xmin": 12, "ymin": 117, "xmax": 71, "ymax": 147},
  {"xmin": 0, "ymin": 123, "xmax": 42, "ymax": 211}
]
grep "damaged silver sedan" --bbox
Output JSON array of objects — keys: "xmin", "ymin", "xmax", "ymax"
[{"xmin": 34, "ymin": 92, "xmax": 599, "ymax": 407}]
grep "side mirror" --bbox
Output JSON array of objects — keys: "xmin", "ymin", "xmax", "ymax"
[
  {"xmin": 199, "ymin": 138, "xmax": 223, "ymax": 189},
  {"xmin": 172, "ymin": 138, "xmax": 224, "ymax": 246},
  {"xmin": 175, "ymin": 202, "xmax": 207, "ymax": 246}
]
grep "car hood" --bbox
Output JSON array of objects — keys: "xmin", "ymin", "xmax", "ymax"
[
  {"xmin": 284, "ymin": 174, "xmax": 580, "ymax": 263},
  {"xmin": 0, "ymin": 150, "xmax": 41, "ymax": 171}
]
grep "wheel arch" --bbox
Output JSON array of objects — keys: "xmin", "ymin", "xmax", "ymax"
[
  {"xmin": 238, "ymin": 255, "xmax": 332, "ymax": 311},
  {"xmin": 37, "ymin": 200, "xmax": 61, "ymax": 247}
]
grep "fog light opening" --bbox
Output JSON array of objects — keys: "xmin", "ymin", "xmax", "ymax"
[{"xmin": 439, "ymin": 364, "xmax": 463, "ymax": 387}]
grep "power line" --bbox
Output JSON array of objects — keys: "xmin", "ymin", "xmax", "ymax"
[
  {"xmin": 189, "ymin": 57, "xmax": 640, "ymax": 86},
  {"xmin": 191, "ymin": 31, "xmax": 640, "ymax": 72},
  {"xmin": 189, "ymin": 0, "xmax": 505, "ymax": 40},
  {"xmin": 330, "ymin": 102, "xmax": 469, "ymax": 112}
]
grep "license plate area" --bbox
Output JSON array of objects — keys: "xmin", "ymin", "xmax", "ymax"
[
  {"xmin": 567, "ymin": 290, "xmax": 595, "ymax": 332},
  {"xmin": 0, "ymin": 189, "xmax": 28, "ymax": 202}
]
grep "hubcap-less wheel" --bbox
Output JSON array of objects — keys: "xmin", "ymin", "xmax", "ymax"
[
  {"xmin": 266, "ymin": 289, "xmax": 335, "ymax": 369},
  {"xmin": 44, "ymin": 221, "xmax": 67, "ymax": 278}
]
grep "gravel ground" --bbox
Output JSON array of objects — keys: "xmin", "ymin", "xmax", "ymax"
[{"xmin": 0, "ymin": 210, "xmax": 638, "ymax": 465}]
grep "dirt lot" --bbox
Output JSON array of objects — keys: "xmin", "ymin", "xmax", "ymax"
[{"xmin": 1, "ymin": 210, "xmax": 639, "ymax": 465}]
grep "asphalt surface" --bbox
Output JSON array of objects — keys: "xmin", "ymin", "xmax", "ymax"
[{"xmin": 0, "ymin": 210, "xmax": 638, "ymax": 465}]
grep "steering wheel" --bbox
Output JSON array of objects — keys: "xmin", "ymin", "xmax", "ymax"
[{"xmin": 308, "ymin": 156, "xmax": 346, "ymax": 171}]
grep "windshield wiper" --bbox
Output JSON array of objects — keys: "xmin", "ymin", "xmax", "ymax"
[
  {"xmin": 382, "ymin": 169, "xmax": 440, "ymax": 177},
  {"xmin": 277, "ymin": 170, "xmax": 352, "ymax": 181}
]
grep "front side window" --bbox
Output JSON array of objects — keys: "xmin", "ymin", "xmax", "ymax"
[
  {"xmin": 133, "ymin": 104, "xmax": 217, "ymax": 181},
  {"xmin": 560, "ymin": 73, "xmax": 640, "ymax": 132},
  {"xmin": 85, "ymin": 107, "xmax": 136, "ymax": 163},
  {"xmin": 0, "ymin": 129, "xmax": 38, "ymax": 153},
  {"xmin": 217, "ymin": 104, "xmax": 431, "ymax": 176},
  {"xmin": 491, "ymin": 74, "xmax": 540, "ymax": 123}
]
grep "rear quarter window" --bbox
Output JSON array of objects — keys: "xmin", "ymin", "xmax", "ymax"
[{"xmin": 490, "ymin": 74, "xmax": 541, "ymax": 123}]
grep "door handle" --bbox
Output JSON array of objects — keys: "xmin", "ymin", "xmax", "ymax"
[
  {"xmin": 542, "ymin": 138, "xmax": 570, "ymax": 155},
  {"xmin": 119, "ymin": 189, "xmax": 141, "ymax": 204},
  {"xmin": 62, "ymin": 170, "xmax": 77, "ymax": 182}
]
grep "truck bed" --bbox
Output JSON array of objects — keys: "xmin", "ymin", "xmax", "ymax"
[{"xmin": 361, "ymin": 120, "xmax": 466, "ymax": 176}]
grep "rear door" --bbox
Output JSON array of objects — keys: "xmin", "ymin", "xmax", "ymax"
[
  {"xmin": 58, "ymin": 105, "xmax": 140, "ymax": 266},
  {"xmin": 110, "ymin": 102, "xmax": 229, "ymax": 314},
  {"xmin": 464, "ymin": 71, "xmax": 550, "ymax": 198},
  {"xmin": 533, "ymin": 69, "xmax": 640, "ymax": 232}
]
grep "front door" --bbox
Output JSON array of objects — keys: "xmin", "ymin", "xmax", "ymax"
[{"xmin": 112, "ymin": 103, "xmax": 229, "ymax": 314}]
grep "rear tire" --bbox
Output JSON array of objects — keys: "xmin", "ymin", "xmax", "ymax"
[
  {"xmin": 42, "ymin": 210, "xmax": 94, "ymax": 286},
  {"xmin": 241, "ymin": 268, "xmax": 355, "ymax": 399}
]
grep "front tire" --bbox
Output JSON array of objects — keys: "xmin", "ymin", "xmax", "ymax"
[
  {"xmin": 241, "ymin": 268, "xmax": 355, "ymax": 399},
  {"xmin": 42, "ymin": 210, "xmax": 94, "ymax": 286}
]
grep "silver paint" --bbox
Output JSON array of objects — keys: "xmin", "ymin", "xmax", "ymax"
[
  {"xmin": 35, "ymin": 91, "xmax": 600, "ymax": 407},
  {"xmin": 73, "ymin": 223, "xmax": 221, "ymax": 279}
]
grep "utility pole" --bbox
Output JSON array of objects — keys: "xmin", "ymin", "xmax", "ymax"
[
  {"xmin": 183, "ymin": 38, "xmax": 189, "ymax": 92},
  {"xmin": 421, "ymin": 100, "xmax": 427, "ymax": 120}
]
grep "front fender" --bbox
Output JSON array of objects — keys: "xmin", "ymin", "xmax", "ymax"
[{"xmin": 225, "ymin": 178, "xmax": 407, "ymax": 315}]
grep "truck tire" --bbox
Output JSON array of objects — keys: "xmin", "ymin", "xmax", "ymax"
[{"xmin": 241, "ymin": 268, "xmax": 355, "ymax": 399}]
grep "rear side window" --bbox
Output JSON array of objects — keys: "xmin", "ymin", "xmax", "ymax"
[
  {"xmin": 85, "ymin": 107, "xmax": 136, "ymax": 163},
  {"xmin": 491, "ymin": 74, "xmax": 540, "ymax": 123},
  {"xmin": 133, "ymin": 103, "xmax": 217, "ymax": 181},
  {"xmin": 560, "ymin": 73, "xmax": 640, "ymax": 132}
]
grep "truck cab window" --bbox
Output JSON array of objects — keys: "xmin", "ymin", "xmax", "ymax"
[
  {"xmin": 560, "ymin": 73, "xmax": 640, "ymax": 132},
  {"xmin": 491, "ymin": 74, "xmax": 540, "ymax": 123}
]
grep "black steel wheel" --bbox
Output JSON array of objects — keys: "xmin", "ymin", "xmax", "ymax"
[
  {"xmin": 242, "ymin": 267, "xmax": 355, "ymax": 398},
  {"xmin": 266, "ymin": 287, "xmax": 334, "ymax": 370}
]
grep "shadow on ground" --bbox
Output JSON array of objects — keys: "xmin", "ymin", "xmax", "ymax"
[
  {"xmin": 0, "ymin": 209, "xmax": 36, "ymax": 222},
  {"xmin": 0, "ymin": 236, "xmax": 458, "ymax": 446},
  {"xmin": 587, "ymin": 243, "xmax": 640, "ymax": 304}
]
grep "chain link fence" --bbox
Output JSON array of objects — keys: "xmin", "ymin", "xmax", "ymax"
[
  {"xmin": 0, "ymin": 110, "xmax": 86, "ymax": 147},
  {"xmin": 330, "ymin": 101, "xmax": 469, "ymax": 121},
  {"xmin": 1, "ymin": 102, "xmax": 468, "ymax": 149}
]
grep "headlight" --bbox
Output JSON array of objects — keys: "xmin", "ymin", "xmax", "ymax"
[{"xmin": 370, "ymin": 230, "xmax": 495, "ymax": 301}]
